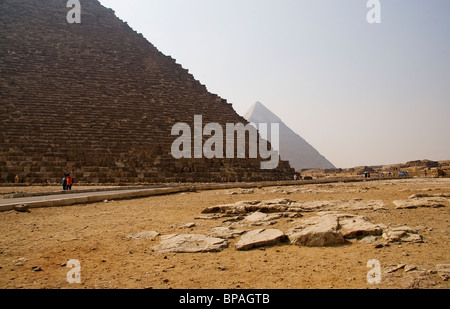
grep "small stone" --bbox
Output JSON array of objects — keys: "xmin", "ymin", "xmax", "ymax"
[{"xmin": 14, "ymin": 204, "xmax": 29, "ymax": 213}]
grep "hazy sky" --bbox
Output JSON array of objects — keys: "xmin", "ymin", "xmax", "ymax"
[{"xmin": 98, "ymin": 0, "xmax": 449, "ymax": 168}]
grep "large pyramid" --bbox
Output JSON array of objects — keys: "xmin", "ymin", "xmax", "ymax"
[
  {"xmin": 0, "ymin": 0, "xmax": 293, "ymax": 184},
  {"xmin": 244, "ymin": 102, "xmax": 335, "ymax": 170}
]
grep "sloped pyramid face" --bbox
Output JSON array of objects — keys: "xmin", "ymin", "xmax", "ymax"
[
  {"xmin": 244, "ymin": 102, "xmax": 335, "ymax": 170},
  {"xmin": 0, "ymin": 0, "xmax": 293, "ymax": 184}
]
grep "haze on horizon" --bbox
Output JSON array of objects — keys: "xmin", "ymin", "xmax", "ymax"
[{"xmin": 99, "ymin": 0, "xmax": 450, "ymax": 168}]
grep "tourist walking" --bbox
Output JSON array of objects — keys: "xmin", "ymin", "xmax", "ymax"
[
  {"xmin": 62, "ymin": 174, "xmax": 67, "ymax": 190},
  {"xmin": 66, "ymin": 174, "xmax": 73, "ymax": 190}
]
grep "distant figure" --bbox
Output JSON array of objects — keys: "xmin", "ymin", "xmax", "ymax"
[
  {"xmin": 66, "ymin": 174, "xmax": 73, "ymax": 190},
  {"xmin": 424, "ymin": 170, "xmax": 427, "ymax": 177},
  {"xmin": 14, "ymin": 174, "xmax": 19, "ymax": 183},
  {"xmin": 62, "ymin": 174, "xmax": 67, "ymax": 190},
  {"xmin": 294, "ymin": 174, "xmax": 297, "ymax": 180},
  {"xmin": 364, "ymin": 171, "xmax": 368, "ymax": 178}
]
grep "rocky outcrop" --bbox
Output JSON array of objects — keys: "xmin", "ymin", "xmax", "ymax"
[
  {"xmin": 201, "ymin": 198, "xmax": 386, "ymax": 214},
  {"xmin": 150, "ymin": 197, "xmax": 426, "ymax": 252},
  {"xmin": 201, "ymin": 198, "xmax": 300, "ymax": 215},
  {"xmin": 287, "ymin": 213, "xmax": 382, "ymax": 247}
]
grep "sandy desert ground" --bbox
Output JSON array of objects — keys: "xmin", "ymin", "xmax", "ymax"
[{"xmin": 0, "ymin": 177, "xmax": 449, "ymax": 289}]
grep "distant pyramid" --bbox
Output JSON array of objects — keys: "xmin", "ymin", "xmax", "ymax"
[{"xmin": 244, "ymin": 102, "xmax": 335, "ymax": 170}]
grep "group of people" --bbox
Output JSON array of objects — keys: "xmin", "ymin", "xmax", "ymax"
[{"xmin": 62, "ymin": 173, "xmax": 73, "ymax": 190}]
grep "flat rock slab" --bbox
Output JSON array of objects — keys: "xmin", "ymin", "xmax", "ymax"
[
  {"xmin": 202, "ymin": 198, "xmax": 296, "ymax": 214},
  {"xmin": 287, "ymin": 213, "xmax": 382, "ymax": 247},
  {"xmin": 393, "ymin": 197, "xmax": 448, "ymax": 209},
  {"xmin": 289, "ymin": 199, "xmax": 386, "ymax": 212},
  {"xmin": 287, "ymin": 214, "xmax": 344, "ymax": 247},
  {"xmin": 236, "ymin": 229, "xmax": 286, "ymax": 251},
  {"xmin": 127, "ymin": 231, "xmax": 160, "ymax": 240},
  {"xmin": 202, "ymin": 198, "xmax": 385, "ymax": 214},
  {"xmin": 408, "ymin": 193, "xmax": 450, "ymax": 199},
  {"xmin": 382, "ymin": 226, "xmax": 423, "ymax": 243},
  {"xmin": 239, "ymin": 211, "xmax": 282, "ymax": 226},
  {"xmin": 152, "ymin": 234, "xmax": 229, "ymax": 253},
  {"xmin": 338, "ymin": 214, "xmax": 383, "ymax": 239},
  {"xmin": 209, "ymin": 226, "xmax": 246, "ymax": 239}
]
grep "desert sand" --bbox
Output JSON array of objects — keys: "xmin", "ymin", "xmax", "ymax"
[{"xmin": 0, "ymin": 178, "xmax": 449, "ymax": 289}]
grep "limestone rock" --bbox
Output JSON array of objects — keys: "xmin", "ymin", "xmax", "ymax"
[
  {"xmin": 209, "ymin": 227, "xmax": 246, "ymax": 239},
  {"xmin": 337, "ymin": 214, "xmax": 383, "ymax": 239},
  {"xmin": 202, "ymin": 198, "xmax": 385, "ymax": 215},
  {"xmin": 286, "ymin": 214, "xmax": 344, "ymax": 247},
  {"xmin": 152, "ymin": 234, "xmax": 229, "ymax": 253},
  {"xmin": 287, "ymin": 213, "xmax": 382, "ymax": 247},
  {"xmin": 382, "ymin": 226, "xmax": 423, "ymax": 243},
  {"xmin": 127, "ymin": 231, "xmax": 160, "ymax": 240},
  {"xmin": 201, "ymin": 199, "xmax": 297, "ymax": 215},
  {"xmin": 358, "ymin": 235, "xmax": 379, "ymax": 244},
  {"xmin": 239, "ymin": 211, "xmax": 282, "ymax": 226},
  {"xmin": 393, "ymin": 197, "xmax": 447, "ymax": 209},
  {"xmin": 289, "ymin": 199, "xmax": 386, "ymax": 212},
  {"xmin": 236, "ymin": 229, "xmax": 286, "ymax": 250}
]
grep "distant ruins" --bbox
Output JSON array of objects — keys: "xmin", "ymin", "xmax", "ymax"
[{"xmin": 0, "ymin": 0, "xmax": 294, "ymax": 184}]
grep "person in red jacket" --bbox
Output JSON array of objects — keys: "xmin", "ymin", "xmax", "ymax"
[{"xmin": 66, "ymin": 173, "xmax": 73, "ymax": 190}]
